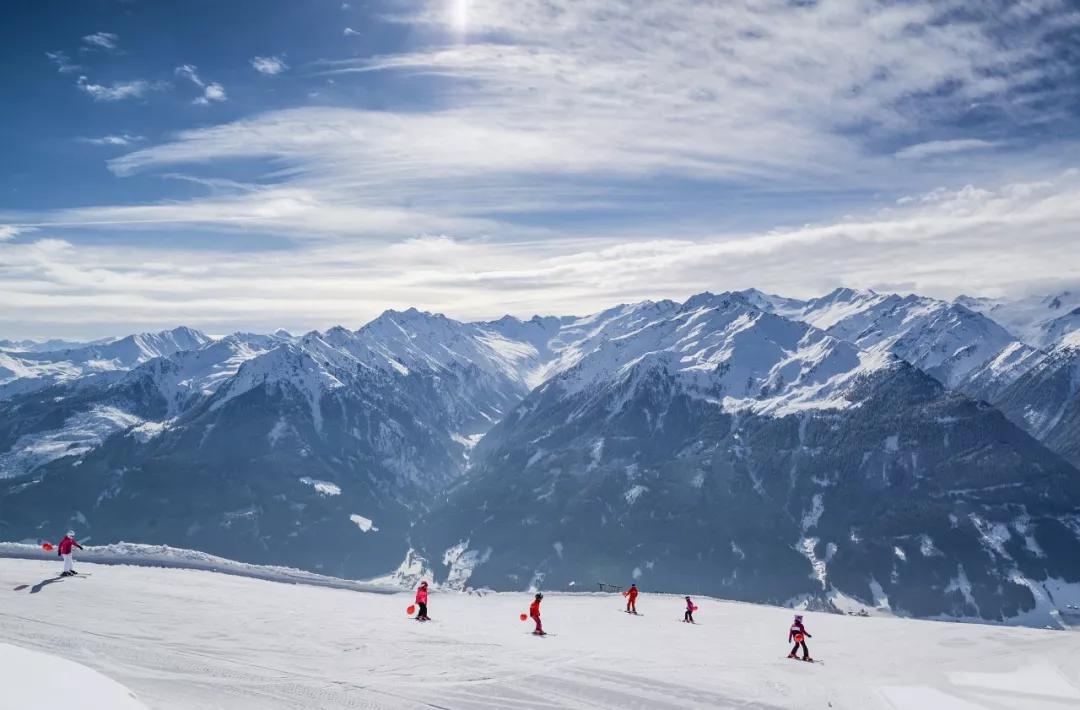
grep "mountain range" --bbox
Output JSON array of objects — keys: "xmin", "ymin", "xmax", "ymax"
[{"xmin": 1, "ymin": 287, "xmax": 1079, "ymax": 623}]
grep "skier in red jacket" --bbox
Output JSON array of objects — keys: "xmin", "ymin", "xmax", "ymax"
[
  {"xmin": 529, "ymin": 593, "xmax": 545, "ymax": 635},
  {"xmin": 57, "ymin": 531, "xmax": 83, "ymax": 577},
  {"xmin": 788, "ymin": 614, "xmax": 813, "ymax": 661},
  {"xmin": 415, "ymin": 581, "xmax": 430, "ymax": 621},
  {"xmin": 625, "ymin": 583, "xmax": 639, "ymax": 614}
]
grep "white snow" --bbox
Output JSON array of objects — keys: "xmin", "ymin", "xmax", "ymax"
[
  {"xmin": 300, "ymin": 477, "xmax": 342, "ymax": 496},
  {"xmin": 364, "ymin": 548, "xmax": 434, "ymax": 589},
  {"xmin": 349, "ymin": 513, "xmax": 378, "ymax": 532},
  {"xmin": 129, "ymin": 420, "xmax": 168, "ymax": 442},
  {"xmin": 801, "ymin": 493, "xmax": 824, "ymax": 531},
  {"xmin": 0, "ymin": 642, "xmax": 148, "ymax": 710},
  {"xmin": 442, "ymin": 541, "xmax": 491, "ymax": 590},
  {"xmin": 624, "ymin": 484, "xmax": 648, "ymax": 504},
  {"xmin": 450, "ymin": 432, "xmax": 484, "ymax": 450},
  {"xmin": 959, "ymin": 290, "xmax": 1080, "ymax": 348},
  {"xmin": 1, "ymin": 556, "xmax": 1078, "ymax": 710},
  {"xmin": 798, "ymin": 536, "xmax": 828, "ymax": 589},
  {"xmin": 0, "ymin": 405, "xmax": 144, "ymax": 478}
]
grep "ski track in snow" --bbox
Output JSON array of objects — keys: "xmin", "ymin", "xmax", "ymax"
[{"xmin": 2, "ymin": 559, "xmax": 1079, "ymax": 709}]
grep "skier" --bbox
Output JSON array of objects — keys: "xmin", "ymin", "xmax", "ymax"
[
  {"xmin": 530, "ymin": 593, "xmax": 545, "ymax": 635},
  {"xmin": 415, "ymin": 581, "xmax": 430, "ymax": 621},
  {"xmin": 57, "ymin": 531, "xmax": 83, "ymax": 577},
  {"xmin": 626, "ymin": 583, "xmax": 639, "ymax": 614},
  {"xmin": 683, "ymin": 596, "xmax": 695, "ymax": 623},
  {"xmin": 788, "ymin": 614, "xmax": 813, "ymax": 661}
]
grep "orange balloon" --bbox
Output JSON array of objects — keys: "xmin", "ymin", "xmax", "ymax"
[
  {"xmin": 519, "ymin": 613, "xmax": 527, "ymax": 621},
  {"xmin": 406, "ymin": 605, "xmax": 416, "ymax": 615},
  {"xmin": 41, "ymin": 543, "xmax": 53, "ymax": 551}
]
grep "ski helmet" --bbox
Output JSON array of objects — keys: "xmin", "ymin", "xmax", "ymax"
[
  {"xmin": 66, "ymin": 530, "xmax": 75, "ymax": 537},
  {"xmin": 794, "ymin": 614, "xmax": 803, "ymax": 622},
  {"xmin": 535, "ymin": 592, "xmax": 543, "ymax": 600}
]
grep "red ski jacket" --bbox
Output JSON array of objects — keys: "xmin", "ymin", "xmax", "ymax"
[
  {"xmin": 58, "ymin": 536, "xmax": 82, "ymax": 555},
  {"xmin": 789, "ymin": 621, "xmax": 811, "ymax": 643},
  {"xmin": 529, "ymin": 599, "xmax": 541, "ymax": 617},
  {"xmin": 415, "ymin": 586, "xmax": 428, "ymax": 604},
  {"xmin": 627, "ymin": 587, "xmax": 638, "ymax": 600}
]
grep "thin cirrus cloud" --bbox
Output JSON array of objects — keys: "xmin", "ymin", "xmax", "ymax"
[
  {"xmin": 82, "ymin": 32, "xmax": 119, "ymax": 51},
  {"xmin": 3, "ymin": 172, "xmax": 1080, "ymax": 337},
  {"xmin": 129, "ymin": 1, "xmax": 1076, "ymax": 197},
  {"xmin": 250, "ymin": 55, "xmax": 288, "ymax": 75},
  {"xmin": 7, "ymin": 0, "xmax": 1080, "ymax": 336},
  {"xmin": 175, "ymin": 64, "xmax": 227, "ymax": 104},
  {"xmin": 45, "ymin": 50, "xmax": 81, "ymax": 74},
  {"xmin": 895, "ymin": 139, "xmax": 1000, "ymax": 160},
  {"xmin": 76, "ymin": 76, "xmax": 152, "ymax": 102},
  {"xmin": 81, "ymin": 134, "xmax": 146, "ymax": 147}
]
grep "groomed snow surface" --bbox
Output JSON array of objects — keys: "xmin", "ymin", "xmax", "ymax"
[{"xmin": 2, "ymin": 558, "xmax": 1079, "ymax": 709}]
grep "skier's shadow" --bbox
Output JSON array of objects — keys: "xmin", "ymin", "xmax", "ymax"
[{"xmin": 13, "ymin": 576, "xmax": 66, "ymax": 594}]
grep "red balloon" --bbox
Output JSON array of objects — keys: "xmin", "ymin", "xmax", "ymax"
[
  {"xmin": 406, "ymin": 605, "xmax": 416, "ymax": 615},
  {"xmin": 692, "ymin": 606, "xmax": 698, "ymax": 611},
  {"xmin": 41, "ymin": 543, "xmax": 53, "ymax": 551},
  {"xmin": 519, "ymin": 613, "xmax": 527, "ymax": 621}
]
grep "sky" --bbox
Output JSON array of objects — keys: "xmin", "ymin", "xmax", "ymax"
[{"xmin": 2, "ymin": 0, "xmax": 1080, "ymax": 339}]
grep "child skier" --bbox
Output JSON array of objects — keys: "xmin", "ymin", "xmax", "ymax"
[
  {"xmin": 530, "ymin": 593, "xmax": 545, "ymax": 635},
  {"xmin": 683, "ymin": 596, "xmax": 695, "ymax": 623},
  {"xmin": 788, "ymin": 614, "xmax": 813, "ymax": 661},
  {"xmin": 57, "ymin": 531, "xmax": 83, "ymax": 577},
  {"xmin": 415, "ymin": 581, "xmax": 430, "ymax": 621},
  {"xmin": 625, "ymin": 583, "xmax": 639, "ymax": 614}
]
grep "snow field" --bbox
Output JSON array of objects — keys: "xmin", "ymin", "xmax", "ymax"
[
  {"xmin": 0, "ymin": 642, "xmax": 148, "ymax": 710},
  {"xmin": 2, "ymin": 558, "xmax": 1079, "ymax": 709}
]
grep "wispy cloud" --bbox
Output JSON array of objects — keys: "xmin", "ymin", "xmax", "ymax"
[
  {"xmin": 45, "ymin": 51, "xmax": 81, "ymax": 74},
  {"xmin": 0, "ymin": 225, "xmax": 26, "ymax": 241},
  {"xmin": 12, "ymin": 0, "xmax": 1080, "ymax": 336},
  {"xmin": 895, "ymin": 139, "xmax": 1000, "ymax": 160},
  {"xmin": 250, "ymin": 55, "xmax": 289, "ymax": 75},
  {"xmin": 113, "ymin": 1, "xmax": 1077, "ymax": 212},
  {"xmin": 76, "ymin": 76, "xmax": 152, "ymax": 102},
  {"xmin": 81, "ymin": 134, "xmax": 146, "ymax": 147},
  {"xmin": 343, "ymin": 27, "xmax": 360, "ymax": 36},
  {"xmin": 175, "ymin": 64, "xmax": 227, "ymax": 104},
  {"xmin": 82, "ymin": 32, "xmax": 119, "ymax": 51},
  {"xmin": 4, "ymin": 172, "xmax": 1080, "ymax": 336}
]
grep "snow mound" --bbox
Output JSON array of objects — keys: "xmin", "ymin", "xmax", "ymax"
[
  {"xmin": 0, "ymin": 541, "xmax": 394, "ymax": 594},
  {"xmin": 0, "ymin": 642, "xmax": 147, "ymax": 710}
]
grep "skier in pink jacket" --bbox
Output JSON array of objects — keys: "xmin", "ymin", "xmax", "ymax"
[
  {"xmin": 57, "ymin": 531, "xmax": 83, "ymax": 577},
  {"xmin": 415, "ymin": 581, "xmax": 430, "ymax": 621}
]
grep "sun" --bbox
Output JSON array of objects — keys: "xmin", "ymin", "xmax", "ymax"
[{"xmin": 451, "ymin": 0, "xmax": 469, "ymax": 34}]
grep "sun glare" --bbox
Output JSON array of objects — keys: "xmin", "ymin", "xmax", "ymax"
[{"xmin": 452, "ymin": 0, "xmax": 469, "ymax": 34}]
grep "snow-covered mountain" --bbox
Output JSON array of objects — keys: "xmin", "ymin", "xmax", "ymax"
[
  {"xmin": 958, "ymin": 290, "xmax": 1080, "ymax": 349},
  {"xmin": 0, "ymin": 336, "xmax": 116, "ymax": 352},
  {"xmin": 416, "ymin": 294, "xmax": 1080, "ymax": 620},
  {"xmin": 751, "ymin": 288, "xmax": 1023, "ymax": 389},
  {"xmin": 1, "ymin": 288, "xmax": 1078, "ymax": 622},
  {"xmin": 984, "ymin": 332, "xmax": 1080, "ymax": 466},
  {"xmin": 0, "ymin": 326, "xmax": 212, "ymax": 400}
]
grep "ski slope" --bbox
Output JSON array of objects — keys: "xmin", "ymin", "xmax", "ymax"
[
  {"xmin": 0, "ymin": 642, "xmax": 147, "ymax": 710},
  {"xmin": 1, "ymin": 558, "xmax": 1078, "ymax": 710}
]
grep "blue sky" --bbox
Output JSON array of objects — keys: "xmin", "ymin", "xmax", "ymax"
[{"xmin": 2, "ymin": 0, "xmax": 1080, "ymax": 338}]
